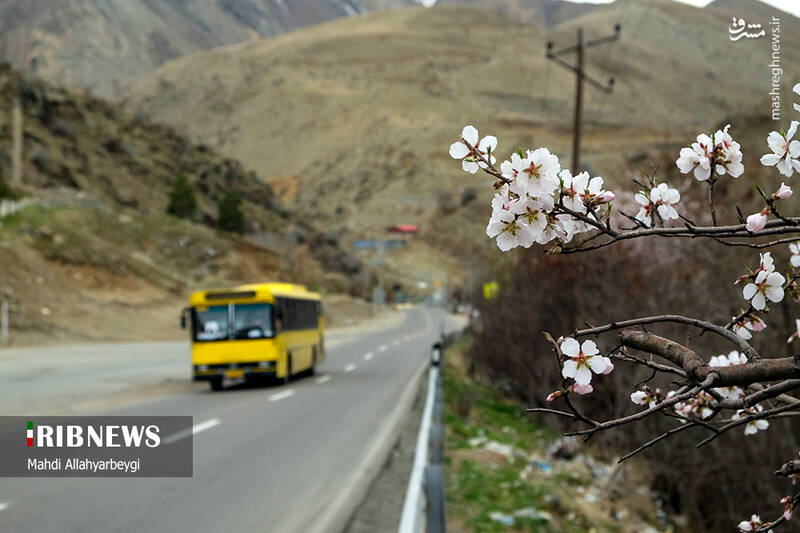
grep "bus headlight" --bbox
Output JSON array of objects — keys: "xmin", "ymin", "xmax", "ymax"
[
  {"xmin": 258, "ymin": 361, "xmax": 271, "ymax": 368},
  {"xmin": 198, "ymin": 365, "xmax": 209, "ymax": 372}
]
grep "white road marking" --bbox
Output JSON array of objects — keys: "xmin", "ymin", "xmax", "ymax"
[
  {"xmin": 378, "ymin": 345, "xmax": 388, "ymax": 352},
  {"xmin": 315, "ymin": 375, "xmax": 331, "ymax": 384},
  {"xmin": 269, "ymin": 389, "xmax": 296, "ymax": 402},
  {"xmin": 0, "ymin": 502, "xmax": 9, "ymax": 512},
  {"xmin": 392, "ymin": 339, "xmax": 401, "ymax": 346},
  {"xmin": 363, "ymin": 353, "xmax": 374, "ymax": 361},
  {"xmin": 163, "ymin": 418, "xmax": 222, "ymax": 445},
  {"xmin": 344, "ymin": 363, "xmax": 357, "ymax": 372}
]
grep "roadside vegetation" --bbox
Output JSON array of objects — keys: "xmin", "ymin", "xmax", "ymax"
[{"xmin": 444, "ymin": 337, "xmax": 670, "ymax": 533}]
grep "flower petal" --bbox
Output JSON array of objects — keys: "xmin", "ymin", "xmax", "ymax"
[
  {"xmin": 461, "ymin": 125, "xmax": 478, "ymax": 146},
  {"xmin": 449, "ymin": 142, "xmax": 470, "ymax": 159},
  {"xmin": 560, "ymin": 337, "xmax": 580, "ymax": 357}
]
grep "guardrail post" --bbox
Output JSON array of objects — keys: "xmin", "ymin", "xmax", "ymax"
[{"xmin": 1, "ymin": 300, "xmax": 8, "ymax": 345}]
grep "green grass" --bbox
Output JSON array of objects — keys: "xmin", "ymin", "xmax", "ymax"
[{"xmin": 443, "ymin": 337, "xmax": 623, "ymax": 533}]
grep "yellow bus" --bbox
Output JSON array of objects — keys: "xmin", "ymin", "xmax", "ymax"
[{"xmin": 181, "ymin": 283, "xmax": 324, "ymax": 391}]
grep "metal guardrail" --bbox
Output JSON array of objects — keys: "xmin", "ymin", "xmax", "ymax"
[{"xmin": 398, "ymin": 341, "xmax": 447, "ymax": 533}]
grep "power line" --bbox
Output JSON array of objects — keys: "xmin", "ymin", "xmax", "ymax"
[{"xmin": 546, "ymin": 24, "xmax": 620, "ymax": 173}]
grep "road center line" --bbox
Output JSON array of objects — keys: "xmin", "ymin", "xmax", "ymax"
[
  {"xmin": 163, "ymin": 418, "xmax": 221, "ymax": 445},
  {"xmin": 392, "ymin": 340, "xmax": 400, "ymax": 346},
  {"xmin": 344, "ymin": 363, "xmax": 357, "ymax": 372},
  {"xmin": 269, "ymin": 389, "xmax": 296, "ymax": 402},
  {"xmin": 0, "ymin": 502, "xmax": 9, "ymax": 512},
  {"xmin": 363, "ymin": 353, "xmax": 374, "ymax": 361},
  {"xmin": 378, "ymin": 345, "xmax": 388, "ymax": 352},
  {"xmin": 315, "ymin": 375, "xmax": 331, "ymax": 384}
]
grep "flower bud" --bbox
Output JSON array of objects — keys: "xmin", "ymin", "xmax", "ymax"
[
  {"xmin": 746, "ymin": 210, "xmax": 768, "ymax": 232},
  {"xmin": 774, "ymin": 182, "xmax": 793, "ymax": 200}
]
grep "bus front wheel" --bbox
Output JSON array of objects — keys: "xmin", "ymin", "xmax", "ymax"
[{"xmin": 209, "ymin": 377, "xmax": 223, "ymax": 391}]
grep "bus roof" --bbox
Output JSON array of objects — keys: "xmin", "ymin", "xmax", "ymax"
[{"xmin": 189, "ymin": 283, "xmax": 320, "ymax": 307}]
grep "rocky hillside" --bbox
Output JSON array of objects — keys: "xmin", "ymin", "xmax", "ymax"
[{"xmin": 0, "ymin": 64, "xmax": 369, "ymax": 345}]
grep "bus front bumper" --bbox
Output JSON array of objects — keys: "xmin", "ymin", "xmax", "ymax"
[{"xmin": 193, "ymin": 362, "xmax": 277, "ymax": 381}]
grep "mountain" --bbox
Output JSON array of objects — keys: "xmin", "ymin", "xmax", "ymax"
[
  {"xmin": 0, "ymin": 0, "xmax": 415, "ymax": 98},
  {"xmin": 0, "ymin": 0, "xmax": 596, "ymax": 98},
  {"xmin": 122, "ymin": 0, "xmax": 800, "ymax": 282},
  {"xmin": 436, "ymin": 0, "xmax": 596, "ymax": 26}
]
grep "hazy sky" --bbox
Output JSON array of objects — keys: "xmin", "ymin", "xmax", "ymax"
[{"xmin": 569, "ymin": 0, "xmax": 800, "ymax": 17}]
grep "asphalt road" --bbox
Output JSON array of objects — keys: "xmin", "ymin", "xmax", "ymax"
[{"xmin": 0, "ymin": 306, "xmax": 460, "ymax": 533}]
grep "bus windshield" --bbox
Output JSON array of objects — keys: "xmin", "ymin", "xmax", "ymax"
[
  {"xmin": 193, "ymin": 303, "xmax": 274, "ymax": 341},
  {"xmin": 232, "ymin": 303, "xmax": 274, "ymax": 339},
  {"xmin": 194, "ymin": 305, "xmax": 229, "ymax": 341}
]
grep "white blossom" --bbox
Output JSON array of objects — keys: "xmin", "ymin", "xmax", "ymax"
[
  {"xmin": 732, "ymin": 405, "xmax": 769, "ymax": 435},
  {"xmin": 738, "ymin": 514, "xmax": 765, "ymax": 532},
  {"xmin": 560, "ymin": 337, "xmax": 611, "ymax": 386},
  {"xmin": 512, "ymin": 148, "xmax": 560, "ymax": 197},
  {"xmin": 486, "ymin": 208, "xmax": 535, "ymax": 251},
  {"xmin": 742, "ymin": 252, "xmax": 786, "ymax": 311},
  {"xmin": 450, "ymin": 125, "xmax": 497, "ymax": 174},
  {"xmin": 634, "ymin": 183, "xmax": 680, "ymax": 227},
  {"xmin": 760, "ymin": 121, "xmax": 800, "ymax": 177},
  {"xmin": 676, "ymin": 134, "xmax": 713, "ymax": 181},
  {"xmin": 630, "ymin": 389, "xmax": 656, "ymax": 408},
  {"xmin": 790, "ymin": 242, "xmax": 800, "ymax": 267},
  {"xmin": 713, "ymin": 124, "xmax": 744, "ymax": 177}
]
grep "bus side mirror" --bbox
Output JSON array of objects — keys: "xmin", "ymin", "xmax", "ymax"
[{"xmin": 180, "ymin": 308, "xmax": 189, "ymax": 329}]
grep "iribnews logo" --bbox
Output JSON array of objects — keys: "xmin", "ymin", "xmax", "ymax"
[{"xmin": 25, "ymin": 420, "xmax": 161, "ymax": 448}]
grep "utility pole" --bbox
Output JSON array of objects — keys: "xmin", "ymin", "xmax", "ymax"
[
  {"xmin": 547, "ymin": 24, "xmax": 620, "ymax": 174},
  {"xmin": 11, "ymin": 94, "xmax": 22, "ymax": 185}
]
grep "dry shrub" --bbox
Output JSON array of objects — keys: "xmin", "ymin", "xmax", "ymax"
[{"xmin": 468, "ymin": 237, "xmax": 800, "ymax": 531}]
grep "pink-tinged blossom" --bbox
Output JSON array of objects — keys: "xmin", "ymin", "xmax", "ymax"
[
  {"xmin": 774, "ymin": 182, "xmax": 793, "ymax": 200},
  {"xmin": 746, "ymin": 210, "xmax": 768, "ymax": 232},
  {"xmin": 571, "ymin": 383, "xmax": 594, "ymax": 395},
  {"xmin": 577, "ymin": 175, "xmax": 613, "ymax": 210},
  {"xmin": 560, "ymin": 337, "xmax": 611, "ymax": 386},
  {"xmin": 732, "ymin": 315, "xmax": 766, "ymax": 340},
  {"xmin": 761, "ymin": 121, "xmax": 800, "ymax": 177},
  {"xmin": 450, "ymin": 125, "xmax": 497, "ymax": 174},
  {"xmin": 743, "ymin": 268, "xmax": 785, "ymax": 311},
  {"xmin": 545, "ymin": 390, "xmax": 563, "ymax": 402},
  {"xmin": 781, "ymin": 495, "xmax": 794, "ymax": 521}
]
